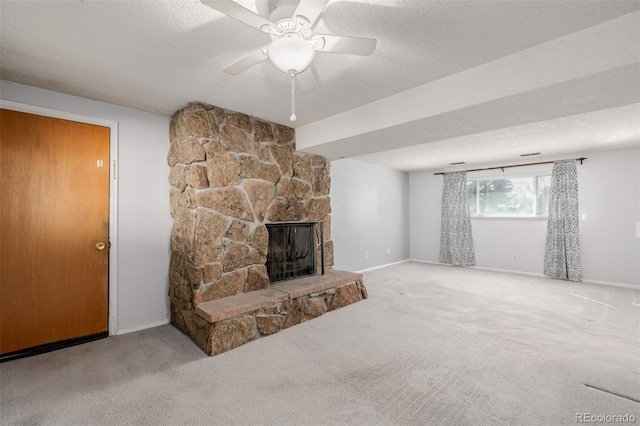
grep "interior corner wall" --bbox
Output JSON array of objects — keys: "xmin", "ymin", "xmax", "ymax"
[
  {"xmin": 408, "ymin": 168, "xmax": 443, "ymax": 263},
  {"xmin": 409, "ymin": 146, "xmax": 640, "ymax": 286},
  {"xmin": 1, "ymin": 80, "xmax": 173, "ymax": 331},
  {"xmin": 578, "ymin": 146, "xmax": 639, "ymax": 285},
  {"xmin": 330, "ymin": 158, "xmax": 410, "ymax": 271}
]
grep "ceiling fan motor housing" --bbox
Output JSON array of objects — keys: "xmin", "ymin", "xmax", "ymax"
[{"xmin": 265, "ymin": 4, "xmax": 320, "ymax": 75}]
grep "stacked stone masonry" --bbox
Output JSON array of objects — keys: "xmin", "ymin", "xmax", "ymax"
[{"xmin": 168, "ymin": 102, "xmax": 366, "ymax": 356}]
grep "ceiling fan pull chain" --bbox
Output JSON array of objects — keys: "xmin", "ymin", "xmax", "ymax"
[{"xmin": 290, "ymin": 71, "xmax": 297, "ymax": 121}]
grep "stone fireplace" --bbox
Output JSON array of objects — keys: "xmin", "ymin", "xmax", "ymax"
[{"xmin": 168, "ymin": 102, "xmax": 367, "ymax": 356}]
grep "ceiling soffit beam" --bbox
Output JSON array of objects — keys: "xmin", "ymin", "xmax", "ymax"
[
  {"xmin": 295, "ymin": 11, "xmax": 640, "ymax": 153},
  {"xmin": 301, "ymin": 65, "xmax": 639, "ymax": 161}
]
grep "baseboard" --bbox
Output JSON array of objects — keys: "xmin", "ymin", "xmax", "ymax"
[
  {"xmin": 581, "ymin": 279, "xmax": 640, "ymax": 290},
  {"xmin": 409, "ymin": 259, "xmax": 444, "ymax": 266},
  {"xmin": 407, "ymin": 259, "xmax": 639, "ymax": 290},
  {"xmin": 408, "ymin": 259, "xmax": 531, "ymax": 276},
  {"xmin": 356, "ymin": 259, "xmax": 411, "ymax": 273},
  {"xmin": 116, "ymin": 318, "xmax": 170, "ymax": 335},
  {"xmin": 470, "ymin": 265, "xmax": 546, "ymax": 278}
]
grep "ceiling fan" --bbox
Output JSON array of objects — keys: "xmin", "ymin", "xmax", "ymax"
[{"xmin": 201, "ymin": 0, "xmax": 377, "ymax": 121}]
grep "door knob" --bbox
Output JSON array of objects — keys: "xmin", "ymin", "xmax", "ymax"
[{"xmin": 95, "ymin": 242, "xmax": 106, "ymax": 251}]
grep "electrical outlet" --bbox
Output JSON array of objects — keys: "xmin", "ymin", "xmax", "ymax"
[
  {"xmin": 387, "ymin": 248, "xmax": 391, "ymax": 254},
  {"xmin": 366, "ymin": 251, "xmax": 369, "ymax": 258},
  {"xmin": 513, "ymin": 255, "xmax": 519, "ymax": 262}
]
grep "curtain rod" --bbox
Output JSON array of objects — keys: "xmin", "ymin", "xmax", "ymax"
[{"xmin": 433, "ymin": 157, "xmax": 587, "ymax": 175}]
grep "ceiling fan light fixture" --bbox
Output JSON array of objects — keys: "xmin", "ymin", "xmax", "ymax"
[{"xmin": 267, "ymin": 36, "xmax": 316, "ymax": 74}]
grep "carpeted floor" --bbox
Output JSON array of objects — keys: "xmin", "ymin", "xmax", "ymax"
[{"xmin": 1, "ymin": 262, "xmax": 639, "ymax": 425}]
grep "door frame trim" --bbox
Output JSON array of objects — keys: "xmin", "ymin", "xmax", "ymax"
[{"xmin": 1, "ymin": 100, "xmax": 119, "ymax": 336}]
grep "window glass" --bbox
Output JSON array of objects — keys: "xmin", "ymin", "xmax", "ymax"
[
  {"xmin": 468, "ymin": 174, "xmax": 550, "ymax": 217},
  {"xmin": 467, "ymin": 181, "xmax": 477, "ymax": 215},
  {"xmin": 536, "ymin": 175, "xmax": 551, "ymax": 215},
  {"xmin": 478, "ymin": 177, "xmax": 535, "ymax": 215}
]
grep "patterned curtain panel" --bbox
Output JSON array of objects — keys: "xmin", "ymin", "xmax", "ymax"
[
  {"xmin": 544, "ymin": 159, "xmax": 581, "ymax": 281},
  {"xmin": 440, "ymin": 171, "xmax": 476, "ymax": 266}
]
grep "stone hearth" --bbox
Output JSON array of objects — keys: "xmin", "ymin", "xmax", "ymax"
[
  {"xmin": 167, "ymin": 102, "xmax": 367, "ymax": 355},
  {"xmin": 195, "ymin": 269, "xmax": 366, "ymax": 355}
]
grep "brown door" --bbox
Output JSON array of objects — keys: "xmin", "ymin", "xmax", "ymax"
[{"xmin": 0, "ymin": 109, "xmax": 110, "ymax": 355}]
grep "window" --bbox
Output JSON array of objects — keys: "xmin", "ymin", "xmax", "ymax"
[{"xmin": 467, "ymin": 175, "xmax": 551, "ymax": 217}]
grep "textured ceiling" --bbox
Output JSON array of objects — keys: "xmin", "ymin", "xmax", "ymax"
[{"xmin": 1, "ymin": 0, "xmax": 639, "ymax": 171}]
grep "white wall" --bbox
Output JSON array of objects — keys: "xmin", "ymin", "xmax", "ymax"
[
  {"xmin": 409, "ymin": 147, "xmax": 640, "ymax": 286},
  {"xmin": 330, "ymin": 159, "xmax": 410, "ymax": 272},
  {"xmin": 1, "ymin": 81, "xmax": 173, "ymax": 331}
]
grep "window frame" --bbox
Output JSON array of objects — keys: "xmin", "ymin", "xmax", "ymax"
[{"xmin": 468, "ymin": 172, "xmax": 551, "ymax": 219}]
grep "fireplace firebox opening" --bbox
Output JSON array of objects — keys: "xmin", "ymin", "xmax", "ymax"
[{"xmin": 266, "ymin": 222, "xmax": 324, "ymax": 284}]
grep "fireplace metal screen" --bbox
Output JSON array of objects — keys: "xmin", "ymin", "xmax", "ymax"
[{"xmin": 266, "ymin": 222, "xmax": 320, "ymax": 284}]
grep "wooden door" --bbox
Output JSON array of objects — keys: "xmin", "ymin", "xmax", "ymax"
[{"xmin": 0, "ymin": 109, "xmax": 110, "ymax": 355}]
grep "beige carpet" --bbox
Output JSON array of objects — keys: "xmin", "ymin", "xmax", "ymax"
[{"xmin": 2, "ymin": 262, "xmax": 639, "ymax": 425}]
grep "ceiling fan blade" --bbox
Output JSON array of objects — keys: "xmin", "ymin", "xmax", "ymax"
[
  {"xmin": 312, "ymin": 34, "xmax": 377, "ymax": 56},
  {"xmin": 201, "ymin": 0, "xmax": 277, "ymax": 33},
  {"xmin": 223, "ymin": 47, "xmax": 268, "ymax": 75},
  {"xmin": 293, "ymin": 0, "xmax": 328, "ymax": 28},
  {"xmin": 296, "ymin": 67, "xmax": 317, "ymax": 92}
]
